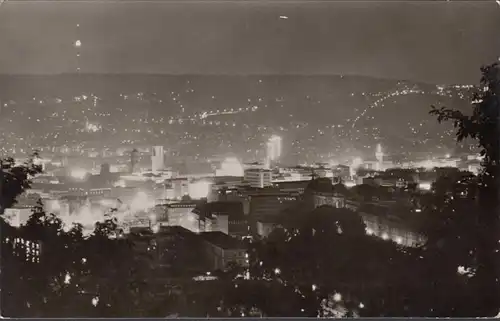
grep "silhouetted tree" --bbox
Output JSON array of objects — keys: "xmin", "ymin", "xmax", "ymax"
[{"xmin": 430, "ymin": 62, "xmax": 500, "ymax": 316}]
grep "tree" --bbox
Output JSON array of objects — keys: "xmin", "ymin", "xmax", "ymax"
[
  {"xmin": 0, "ymin": 152, "xmax": 43, "ymax": 215},
  {"xmin": 430, "ymin": 62, "xmax": 500, "ymax": 316},
  {"xmin": 0, "ymin": 154, "xmax": 158, "ymax": 317}
]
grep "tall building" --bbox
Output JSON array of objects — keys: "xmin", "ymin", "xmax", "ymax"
[
  {"xmin": 151, "ymin": 146, "xmax": 165, "ymax": 172},
  {"xmin": 130, "ymin": 148, "xmax": 139, "ymax": 174},
  {"xmin": 266, "ymin": 135, "xmax": 282, "ymax": 167},
  {"xmin": 244, "ymin": 168, "xmax": 273, "ymax": 188}
]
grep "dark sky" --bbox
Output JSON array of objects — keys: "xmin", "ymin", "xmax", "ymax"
[{"xmin": 0, "ymin": 0, "xmax": 499, "ymax": 84}]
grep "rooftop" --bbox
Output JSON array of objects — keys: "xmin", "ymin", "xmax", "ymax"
[{"xmin": 200, "ymin": 231, "xmax": 246, "ymax": 250}]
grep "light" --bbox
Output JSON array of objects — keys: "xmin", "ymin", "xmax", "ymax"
[
  {"xmin": 75, "ymin": 40, "xmax": 82, "ymax": 47},
  {"xmin": 365, "ymin": 228, "xmax": 374, "ymax": 236},
  {"xmin": 381, "ymin": 232, "xmax": 389, "ymax": 240},
  {"xmin": 70, "ymin": 169, "xmax": 87, "ymax": 180},
  {"xmin": 245, "ymin": 253, "xmax": 249, "ymax": 258},
  {"xmin": 274, "ymin": 267, "xmax": 281, "ymax": 275},
  {"xmin": 359, "ymin": 302, "xmax": 365, "ymax": 309},
  {"xmin": 419, "ymin": 182, "xmax": 432, "ymax": 191},
  {"xmin": 151, "ymin": 224, "xmax": 160, "ymax": 233},
  {"xmin": 333, "ymin": 293, "xmax": 342, "ymax": 302},
  {"xmin": 415, "ymin": 208, "xmax": 422, "ymax": 213},
  {"xmin": 344, "ymin": 181, "xmax": 356, "ymax": 188},
  {"xmin": 217, "ymin": 157, "xmax": 244, "ymax": 177},
  {"xmin": 395, "ymin": 236, "xmax": 403, "ymax": 245},
  {"xmin": 64, "ymin": 272, "xmax": 71, "ymax": 285},
  {"xmin": 312, "ymin": 284, "xmax": 317, "ymax": 291},
  {"xmin": 188, "ymin": 180, "xmax": 212, "ymax": 199},
  {"xmin": 91, "ymin": 296, "xmax": 99, "ymax": 307}
]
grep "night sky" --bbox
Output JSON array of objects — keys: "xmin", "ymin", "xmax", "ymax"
[{"xmin": 0, "ymin": 0, "xmax": 499, "ymax": 84}]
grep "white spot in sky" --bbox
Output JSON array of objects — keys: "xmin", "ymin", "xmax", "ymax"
[{"xmin": 279, "ymin": 16, "xmax": 289, "ymax": 20}]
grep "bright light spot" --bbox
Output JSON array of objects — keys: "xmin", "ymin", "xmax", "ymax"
[
  {"xmin": 445, "ymin": 153, "xmax": 451, "ymax": 158},
  {"xmin": 70, "ymin": 168, "xmax": 87, "ymax": 180},
  {"xmin": 381, "ymin": 232, "xmax": 389, "ymax": 240},
  {"xmin": 75, "ymin": 40, "xmax": 82, "ymax": 47},
  {"xmin": 151, "ymin": 224, "xmax": 160, "ymax": 233},
  {"xmin": 344, "ymin": 181, "xmax": 356, "ymax": 188},
  {"xmin": 415, "ymin": 208, "xmax": 422, "ymax": 213},
  {"xmin": 64, "ymin": 272, "xmax": 71, "ymax": 285},
  {"xmin": 279, "ymin": 15, "xmax": 288, "ymax": 19},
  {"xmin": 395, "ymin": 236, "xmax": 403, "ymax": 244},
  {"xmin": 333, "ymin": 293, "xmax": 342, "ymax": 302},
  {"xmin": 206, "ymin": 271, "xmax": 211, "ymax": 276},
  {"xmin": 91, "ymin": 296, "xmax": 99, "ymax": 307},
  {"xmin": 274, "ymin": 268, "xmax": 281, "ymax": 275},
  {"xmin": 365, "ymin": 228, "xmax": 374, "ymax": 236},
  {"xmin": 188, "ymin": 180, "xmax": 212, "ymax": 199},
  {"xmin": 217, "ymin": 157, "xmax": 244, "ymax": 177},
  {"xmin": 81, "ymin": 258, "xmax": 87, "ymax": 264},
  {"xmin": 245, "ymin": 253, "xmax": 249, "ymax": 258},
  {"xmin": 312, "ymin": 284, "xmax": 317, "ymax": 291},
  {"xmin": 359, "ymin": 302, "xmax": 365, "ymax": 309},
  {"xmin": 259, "ymin": 261, "xmax": 263, "ymax": 266},
  {"xmin": 301, "ymin": 308, "xmax": 305, "ymax": 312},
  {"xmin": 419, "ymin": 182, "xmax": 432, "ymax": 191}
]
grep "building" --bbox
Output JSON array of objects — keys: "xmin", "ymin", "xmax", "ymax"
[
  {"xmin": 274, "ymin": 180, "xmax": 310, "ymax": 194},
  {"xmin": 151, "ymin": 146, "xmax": 165, "ymax": 173},
  {"xmin": 304, "ymin": 178, "xmax": 348, "ymax": 210},
  {"xmin": 200, "ymin": 231, "xmax": 249, "ymax": 271},
  {"xmin": 266, "ymin": 135, "xmax": 282, "ymax": 168},
  {"xmin": 247, "ymin": 193, "xmax": 299, "ymax": 219},
  {"xmin": 256, "ymin": 217, "xmax": 281, "ymax": 238},
  {"xmin": 244, "ymin": 168, "xmax": 273, "ymax": 188},
  {"xmin": 192, "ymin": 201, "xmax": 247, "ymax": 237},
  {"xmin": 153, "ymin": 202, "xmax": 200, "ymax": 231}
]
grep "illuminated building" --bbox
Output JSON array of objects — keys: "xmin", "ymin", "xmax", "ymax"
[
  {"xmin": 151, "ymin": 146, "xmax": 165, "ymax": 173},
  {"xmin": 266, "ymin": 135, "xmax": 282, "ymax": 167},
  {"xmin": 192, "ymin": 201, "xmax": 247, "ymax": 238},
  {"xmin": 153, "ymin": 202, "xmax": 199, "ymax": 231},
  {"xmin": 244, "ymin": 168, "xmax": 273, "ymax": 188}
]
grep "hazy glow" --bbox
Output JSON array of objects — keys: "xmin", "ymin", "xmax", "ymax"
[
  {"xmin": 381, "ymin": 232, "xmax": 389, "ymax": 240},
  {"xmin": 219, "ymin": 157, "xmax": 244, "ymax": 177},
  {"xmin": 419, "ymin": 182, "xmax": 432, "ymax": 191},
  {"xmin": 188, "ymin": 180, "xmax": 212, "ymax": 199},
  {"xmin": 344, "ymin": 181, "xmax": 356, "ymax": 188},
  {"xmin": 70, "ymin": 168, "xmax": 88, "ymax": 180},
  {"xmin": 267, "ymin": 135, "xmax": 282, "ymax": 162},
  {"xmin": 130, "ymin": 192, "xmax": 154, "ymax": 212}
]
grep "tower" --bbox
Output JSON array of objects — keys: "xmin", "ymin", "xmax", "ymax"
[
  {"xmin": 130, "ymin": 148, "xmax": 139, "ymax": 174},
  {"xmin": 375, "ymin": 143, "xmax": 384, "ymax": 171},
  {"xmin": 266, "ymin": 135, "xmax": 282, "ymax": 168},
  {"xmin": 151, "ymin": 146, "xmax": 165, "ymax": 172}
]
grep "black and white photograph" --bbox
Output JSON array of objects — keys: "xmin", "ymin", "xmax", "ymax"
[{"xmin": 1, "ymin": 0, "xmax": 500, "ymax": 317}]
